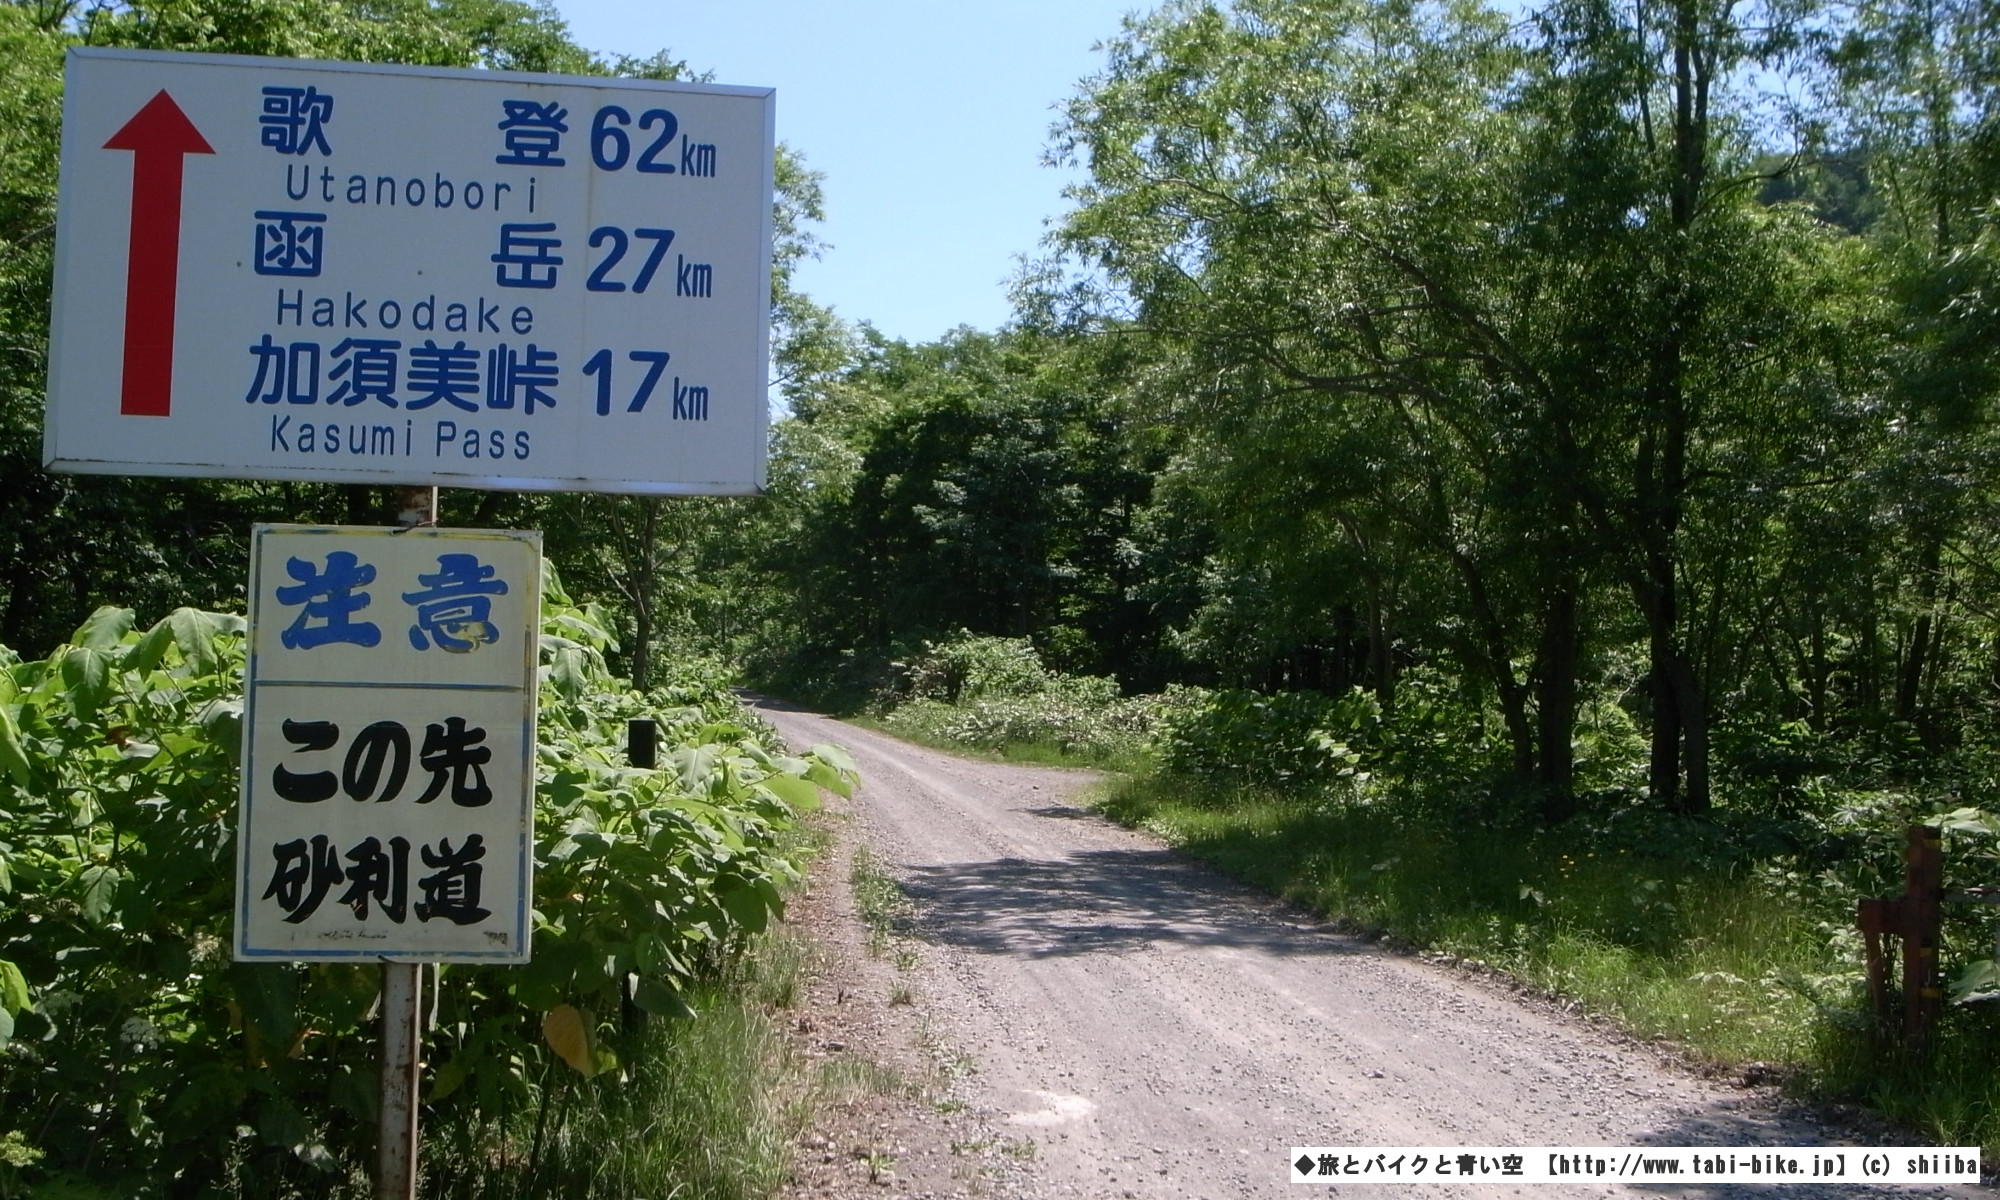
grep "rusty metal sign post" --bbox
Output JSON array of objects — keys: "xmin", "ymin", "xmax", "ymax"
[
  {"xmin": 378, "ymin": 958, "xmax": 423, "ymax": 1199},
  {"xmin": 379, "ymin": 484, "xmax": 433, "ymax": 1200},
  {"xmin": 234, "ymin": 486, "xmax": 542, "ymax": 1196},
  {"xmin": 1858, "ymin": 825, "xmax": 1944, "ymax": 1046}
]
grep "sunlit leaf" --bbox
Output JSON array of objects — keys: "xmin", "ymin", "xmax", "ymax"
[
  {"xmin": 123, "ymin": 617, "xmax": 176, "ymax": 674},
  {"xmin": 60, "ymin": 647, "xmax": 113, "ymax": 717},
  {"xmin": 804, "ymin": 760, "xmax": 853, "ymax": 799},
  {"xmin": 809, "ymin": 742, "xmax": 858, "ymax": 781},
  {"xmin": 168, "ymin": 608, "xmax": 222, "ymax": 678},
  {"xmin": 1952, "ymin": 959, "xmax": 2000, "ymax": 1005},
  {"xmin": 77, "ymin": 864, "xmax": 121, "ymax": 924},
  {"xmin": 542, "ymin": 1004, "xmax": 600, "ymax": 1076},
  {"xmin": 0, "ymin": 958, "xmax": 29, "ymax": 1015},
  {"xmin": 760, "ymin": 772, "xmax": 822, "ymax": 812},
  {"xmin": 0, "ymin": 705, "xmax": 31, "ymax": 789},
  {"xmin": 73, "ymin": 606, "xmax": 135, "ymax": 653}
]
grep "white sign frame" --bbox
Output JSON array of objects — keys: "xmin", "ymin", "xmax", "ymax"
[
  {"xmin": 47, "ymin": 48, "xmax": 775, "ymax": 495},
  {"xmin": 235, "ymin": 525, "xmax": 542, "ymax": 963}
]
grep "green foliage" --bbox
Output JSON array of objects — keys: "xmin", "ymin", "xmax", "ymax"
[
  {"xmin": 745, "ymin": 328, "xmax": 1169, "ymax": 706},
  {"xmin": 1095, "ymin": 771, "xmax": 1854, "ymax": 1070},
  {"xmin": 896, "ymin": 632, "xmax": 1054, "ymax": 704},
  {"xmin": 0, "ymin": 573, "xmax": 852, "ymax": 1195},
  {"xmin": 1154, "ymin": 687, "xmax": 1377, "ymax": 791},
  {"xmin": 876, "ymin": 634, "xmax": 1159, "ymax": 764}
]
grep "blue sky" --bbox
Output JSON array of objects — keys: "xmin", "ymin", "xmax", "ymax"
[{"xmin": 555, "ymin": 0, "xmax": 1145, "ymax": 345}]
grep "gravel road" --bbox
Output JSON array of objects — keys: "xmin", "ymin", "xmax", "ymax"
[{"xmin": 757, "ymin": 703, "xmax": 1985, "ymax": 1200}]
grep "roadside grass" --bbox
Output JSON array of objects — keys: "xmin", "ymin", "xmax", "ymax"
[
  {"xmin": 1091, "ymin": 770, "xmax": 2000, "ymax": 1153},
  {"xmin": 422, "ymin": 927, "xmax": 814, "ymax": 1200},
  {"xmin": 848, "ymin": 714, "xmax": 1152, "ymax": 773},
  {"xmin": 851, "ymin": 847, "xmax": 926, "ymax": 1007},
  {"xmin": 851, "ymin": 846, "xmax": 916, "ymax": 957},
  {"xmin": 1809, "ymin": 1015, "xmax": 2000, "ymax": 1153},
  {"xmin": 420, "ymin": 822, "xmax": 856, "ymax": 1199}
]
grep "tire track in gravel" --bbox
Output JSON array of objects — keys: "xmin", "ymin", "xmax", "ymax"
[{"xmin": 758, "ymin": 702, "xmax": 1987, "ymax": 1200}]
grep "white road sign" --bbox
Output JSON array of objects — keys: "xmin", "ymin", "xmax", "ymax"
[
  {"xmin": 47, "ymin": 49, "xmax": 774, "ymax": 494},
  {"xmin": 235, "ymin": 525, "xmax": 541, "ymax": 962}
]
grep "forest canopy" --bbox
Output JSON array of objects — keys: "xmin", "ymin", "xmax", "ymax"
[{"xmin": 0, "ymin": 0, "xmax": 1996, "ymax": 825}]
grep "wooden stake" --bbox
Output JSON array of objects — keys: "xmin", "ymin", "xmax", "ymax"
[{"xmin": 1857, "ymin": 825, "xmax": 1944, "ymax": 1046}]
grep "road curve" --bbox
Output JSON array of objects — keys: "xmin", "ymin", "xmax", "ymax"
[{"xmin": 757, "ymin": 703, "xmax": 1980, "ymax": 1200}]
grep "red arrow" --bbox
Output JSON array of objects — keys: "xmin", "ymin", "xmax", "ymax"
[{"xmin": 104, "ymin": 90, "xmax": 214, "ymax": 417}]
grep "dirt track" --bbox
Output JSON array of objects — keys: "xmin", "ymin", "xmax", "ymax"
[{"xmin": 758, "ymin": 703, "xmax": 1984, "ymax": 1200}]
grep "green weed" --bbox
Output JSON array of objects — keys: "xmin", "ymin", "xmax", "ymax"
[{"xmin": 851, "ymin": 847, "xmax": 914, "ymax": 956}]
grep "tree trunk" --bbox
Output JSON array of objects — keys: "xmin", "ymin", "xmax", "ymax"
[
  {"xmin": 1897, "ymin": 538, "xmax": 1942, "ymax": 723},
  {"xmin": 1535, "ymin": 580, "xmax": 1579, "ymax": 821},
  {"xmin": 1622, "ymin": 0, "xmax": 1712, "ymax": 815},
  {"xmin": 1368, "ymin": 589, "xmax": 1395, "ymax": 714},
  {"xmin": 1669, "ymin": 649, "xmax": 1709, "ymax": 811},
  {"xmin": 1451, "ymin": 546, "xmax": 1533, "ymax": 781},
  {"xmin": 1644, "ymin": 596, "xmax": 1681, "ymax": 811},
  {"xmin": 629, "ymin": 498, "xmax": 661, "ymax": 692}
]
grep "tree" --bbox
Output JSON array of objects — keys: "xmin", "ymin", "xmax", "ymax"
[
  {"xmin": 744, "ymin": 327, "xmax": 1161, "ymax": 702},
  {"xmin": 1048, "ymin": 0, "xmax": 1865, "ymax": 814}
]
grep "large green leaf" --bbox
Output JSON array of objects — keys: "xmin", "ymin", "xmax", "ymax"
[
  {"xmin": 720, "ymin": 878, "xmax": 778, "ymax": 934},
  {"xmin": 123, "ymin": 616, "xmax": 177, "ymax": 674},
  {"xmin": 73, "ymin": 606, "xmax": 135, "ymax": 653},
  {"xmin": 77, "ymin": 864, "xmax": 121, "ymax": 924},
  {"xmin": 0, "ymin": 958, "xmax": 28, "ymax": 1015},
  {"xmin": 0, "ymin": 704, "xmax": 31, "ymax": 789},
  {"xmin": 810, "ymin": 742, "xmax": 859, "ymax": 791},
  {"xmin": 805, "ymin": 760, "xmax": 853, "ymax": 799},
  {"xmin": 168, "ymin": 608, "xmax": 223, "ymax": 678},
  {"xmin": 632, "ymin": 976, "xmax": 696, "ymax": 1019},
  {"xmin": 544, "ymin": 642, "xmax": 592, "ymax": 702},
  {"xmin": 60, "ymin": 646, "xmax": 114, "ymax": 717},
  {"xmin": 760, "ymin": 772, "xmax": 823, "ymax": 812}
]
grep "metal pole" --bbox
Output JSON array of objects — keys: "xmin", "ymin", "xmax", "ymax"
[
  {"xmin": 378, "ymin": 484, "xmax": 437, "ymax": 1200},
  {"xmin": 376, "ymin": 960, "xmax": 422, "ymax": 1200},
  {"xmin": 627, "ymin": 717, "xmax": 659, "ymax": 769}
]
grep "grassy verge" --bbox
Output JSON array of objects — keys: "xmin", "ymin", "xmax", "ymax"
[
  {"xmin": 1092, "ymin": 771, "xmax": 2000, "ymax": 1153},
  {"xmin": 416, "ymin": 819, "xmax": 899, "ymax": 1200},
  {"xmin": 848, "ymin": 713, "xmax": 1149, "ymax": 772},
  {"xmin": 416, "ymin": 921, "xmax": 815, "ymax": 1200}
]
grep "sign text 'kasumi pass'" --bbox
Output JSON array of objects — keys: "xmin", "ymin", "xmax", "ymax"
[{"xmin": 46, "ymin": 49, "xmax": 775, "ymax": 494}]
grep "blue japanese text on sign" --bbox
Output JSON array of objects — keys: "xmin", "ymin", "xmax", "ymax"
[{"xmin": 235, "ymin": 525, "xmax": 541, "ymax": 962}]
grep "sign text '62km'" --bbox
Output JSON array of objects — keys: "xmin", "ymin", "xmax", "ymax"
[{"xmin": 46, "ymin": 49, "xmax": 775, "ymax": 494}]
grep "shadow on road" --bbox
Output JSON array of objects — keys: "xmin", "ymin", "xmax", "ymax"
[{"xmin": 897, "ymin": 847, "xmax": 1365, "ymax": 962}]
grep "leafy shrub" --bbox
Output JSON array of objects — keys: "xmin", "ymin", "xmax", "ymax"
[
  {"xmin": 892, "ymin": 631, "xmax": 1053, "ymax": 704},
  {"xmin": 881, "ymin": 633, "xmax": 1160, "ymax": 762},
  {"xmin": 0, "ymin": 568, "xmax": 854, "ymax": 1196},
  {"xmin": 1154, "ymin": 686, "xmax": 1379, "ymax": 789},
  {"xmin": 883, "ymin": 691, "xmax": 1159, "ymax": 762}
]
